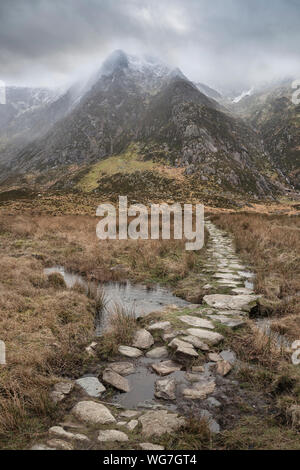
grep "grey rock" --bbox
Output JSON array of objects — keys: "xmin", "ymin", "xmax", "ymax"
[
  {"xmin": 75, "ymin": 377, "xmax": 106, "ymax": 398},
  {"xmin": 118, "ymin": 345, "xmax": 143, "ymax": 358},
  {"xmin": 179, "ymin": 316, "xmax": 214, "ymax": 329},
  {"xmin": 148, "ymin": 321, "xmax": 171, "ymax": 331},
  {"xmin": 102, "ymin": 369, "xmax": 130, "ymax": 392},
  {"xmin": 97, "ymin": 430, "xmax": 129, "ymax": 442},
  {"xmin": 186, "ymin": 328, "xmax": 224, "ymax": 346},
  {"xmin": 132, "ymin": 329, "xmax": 154, "ymax": 350},
  {"xmin": 155, "ymin": 377, "xmax": 176, "ymax": 400},
  {"xmin": 109, "ymin": 362, "xmax": 135, "ymax": 376},
  {"xmin": 146, "ymin": 346, "xmax": 169, "ymax": 359},
  {"xmin": 140, "ymin": 443, "xmax": 165, "ymax": 450},
  {"xmin": 204, "ymin": 294, "xmax": 257, "ymax": 312},
  {"xmin": 48, "ymin": 426, "xmax": 89, "ymax": 443},
  {"xmin": 151, "ymin": 360, "xmax": 182, "ymax": 376},
  {"xmin": 72, "ymin": 401, "xmax": 116, "ymax": 425},
  {"xmin": 138, "ymin": 410, "xmax": 185, "ymax": 437}
]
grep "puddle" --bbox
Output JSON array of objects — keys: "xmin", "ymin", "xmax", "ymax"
[{"xmin": 44, "ymin": 266, "xmax": 190, "ymax": 335}]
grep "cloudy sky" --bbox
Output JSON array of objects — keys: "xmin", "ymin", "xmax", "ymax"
[{"xmin": 1, "ymin": 0, "xmax": 300, "ymax": 93}]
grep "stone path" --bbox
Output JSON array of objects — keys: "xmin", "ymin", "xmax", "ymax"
[{"xmin": 32, "ymin": 221, "xmax": 259, "ymax": 451}]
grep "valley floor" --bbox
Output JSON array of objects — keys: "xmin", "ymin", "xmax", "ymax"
[{"xmin": 0, "ymin": 195, "xmax": 299, "ymax": 450}]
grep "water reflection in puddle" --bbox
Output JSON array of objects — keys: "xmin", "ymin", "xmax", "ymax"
[{"xmin": 44, "ymin": 266, "xmax": 190, "ymax": 335}]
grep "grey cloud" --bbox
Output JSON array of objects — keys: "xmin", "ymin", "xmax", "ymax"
[{"xmin": 0, "ymin": 0, "xmax": 300, "ymax": 91}]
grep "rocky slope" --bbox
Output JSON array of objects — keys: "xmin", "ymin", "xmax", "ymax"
[
  {"xmin": 233, "ymin": 80, "xmax": 300, "ymax": 189},
  {"xmin": 0, "ymin": 51, "xmax": 289, "ymax": 198}
]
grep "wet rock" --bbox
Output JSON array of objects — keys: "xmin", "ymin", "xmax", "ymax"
[
  {"xmin": 132, "ymin": 329, "xmax": 154, "ymax": 350},
  {"xmin": 49, "ymin": 426, "xmax": 89, "ymax": 443},
  {"xmin": 127, "ymin": 419, "xmax": 139, "ymax": 431},
  {"xmin": 151, "ymin": 360, "xmax": 182, "ymax": 376},
  {"xmin": 140, "ymin": 443, "xmax": 165, "ymax": 450},
  {"xmin": 118, "ymin": 345, "xmax": 143, "ymax": 358},
  {"xmin": 97, "ymin": 430, "xmax": 129, "ymax": 442},
  {"xmin": 109, "ymin": 362, "xmax": 135, "ymax": 376},
  {"xmin": 139, "ymin": 410, "xmax": 185, "ymax": 437},
  {"xmin": 146, "ymin": 346, "xmax": 169, "ymax": 359},
  {"xmin": 204, "ymin": 294, "xmax": 257, "ymax": 312},
  {"xmin": 220, "ymin": 350, "xmax": 237, "ymax": 364},
  {"xmin": 181, "ymin": 335, "xmax": 210, "ymax": 351},
  {"xmin": 183, "ymin": 380, "xmax": 216, "ymax": 400},
  {"xmin": 179, "ymin": 316, "xmax": 214, "ymax": 329},
  {"xmin": 75, "ymin": 377, "xmax": 106, "ymax": 398},
  {"xmin": 186, "ymin": 328, "xmax": 224, "ymax": 346},
  {"xmin": 169, "ymin": 338, "xmax": 198, "ymax": 358},
  {"xmin": 102, "ymin": 369, "xmax": 130, "ymax": 392},
  {"xmin": 47, "ymin": 439, "xmax": 73, "ymax": 450},
  {"xmin": 72, "ymin": 401, "xmax": 116, "ymax": 425},
  {"xmin": 148, "ymin": 321, "xmax": 171, "ymax": 331},
  {"xmin": 216, "ymin": 360, "xmax": 232, "ymax": 376},
  {"xmin": 155, "ymin": 377, "xmax": 176, "ymax": 400}
]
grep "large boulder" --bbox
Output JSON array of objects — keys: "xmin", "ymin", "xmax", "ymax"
[{"xmin": 72, "ymin": 401, "xmax": 116, "ymax": 425}]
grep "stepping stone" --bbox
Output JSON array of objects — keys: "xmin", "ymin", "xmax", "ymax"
[
  {"xmin": 49, "ymin": 426, "xmax": 89, "ymax": 443},
  {"xmin": 208, "ymin": 353, "xmax": 222, "ymax": 362},
  {"xmin": 97, "ymin": 430, "xmax": 128, "ymax": 442},
  {"xmin": 220, "ymin": 350, "xmax": 237, "ymax": 364},
  {"xmin": 102, "ymin": 369, "xmax": 130, "ymax": 392},
  {"xmin": 72, "ymin": 401, "xmax": 116, "ymax": 425},
  {"xmin": 127, "ymin": 419, "xmax": 138, "ymax": 431},
  {"xmin": 148, "ymin": 321, "xmax": 171, "ymax": 331},
  {"xmin": 163, "ymin": 330, "xmax": 181, "ymax": 341},
  {"xmin": 151, "ymin": 360, "xmax": 182, "ymax": 376},
  {"xmin": 215, "ymin": 360, "xmax": 232, "ymax": 376},
  {"xmin": 47, "ymin": 439, "xmax": 73, "ymax": 450},
  {"xmin": 181, "ymin": 336, "xmax": 210, "ymax": 351},
  {"xmin": 186, "ymin": 328, "xmax": 224, "ymax": 346},
  {"xmin": 140, "ymin": 443, "xmax": 165, "ymax": 450},
  {"xmin": 208, "ymin": 315, "xmax": 245, "ymax": 329},
  {"xmin": 203, "ymin": 294, "xmax": 257, "ymax": 312},
  {"xmin": 179, "ymin": 316, "xmax": 214, "ymax": 329},
  {"xmin": 132, "ymin": 329, "xmax": 154, "ymax": 349},
  {"xmin": 146, "ymin": 346, "xmax": 169, "ymax": 359},
  {"xmin": 109, "ymin": 362, "xmax": 135, "ymax": 376},
  {"xmin": 138, "ymin": 410, "xmax": 185, "ymax": 437},
  {"xmin": 155, "ymin": 377, "xmax": 176, "ymax": 400},
  {"xmin": 183, "ymin": 380, "xmax": 216, "ymax": 400},
  {"xmin": 75, "ymin": 377, "xmax": 106, "ymax": 398},
  {"xmin": 169, "ymin": 338, "xmax": 198, "ymax": 358},
  {"xmin": 214, "ymin": 273, "xmax": 242, "ymax": 280},
  {"xmin": 118, "ymin": 345, "xmax": 143, "ymax": 358},
  {"xmin": 232, "ymin": 288, "xmax": 254, "ymax": 295},
  {"xmin": 120, "ymin": 410, "xmax": 140, "ymax": 419}
]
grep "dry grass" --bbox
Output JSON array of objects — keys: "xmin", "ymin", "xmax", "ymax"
[{"xmin": 96, "ymin": 304, "xmax": 138, "ymax": 358}]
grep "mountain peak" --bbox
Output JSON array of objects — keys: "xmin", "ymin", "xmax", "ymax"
[{"xmin": 100, "ymin": 50, "xmax": 129, "ymax": 76}]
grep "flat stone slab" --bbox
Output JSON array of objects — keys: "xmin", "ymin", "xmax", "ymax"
[
  {"xmin": 169, "ymin": 338, "xmax": 198, "ymax": 358},
  {"xmin": 155, "ymin": 377, "xmax": 176, "ymax": 400},
  {"xmin": 132, "ymin": 329, "xmax": 154, "ymax": 349},
  {"xmin": 186, "ymin": 328, "xmax": 224, "ymax": 346},
  {"xmin": 232, "ymin": 288, "xmax": 254, "ymax": 295},
  {"xmin": 183, "ymin": 380, "xmax": 216, "ymax": 400},
  {"xmin": 49, "ymin": 426, "xmax": 89, "ymax": 443},
  {"xmin": 204, "ymin": 294, "xmax": 257, "ymax": 312},
  {"xmin": 216, "ymin": 309, "xmax": 246, "ymax": 317},
  {"xmin": 208, "ymin": 315, "xmax": 245, "ymax": 329},
  {"xmin": 75, "ymin": 377, "xmax": 106, "ymax": 398},
  {"xmin": 127, "ymin": 419, "xmax": 138, "ymax": 431},
  {"xmin": 214, "ymin": 273, "xmax": 242, "ymax": 280},
  {"xmin": 140, "ymin": 443, "xmax": 165, "ymax": 450},
  {"xmin": 118, "ymin": 345, "xmax": 143, "ymax": 358},
  {"xmin": 102, "ymin": 369, "xmax": 130, "ymax": 393},
  {"xmin": 179, "ymin": 316, "xmax": 214, "ymax": 329},
  {"xmin": 148, "ymin": 321, "xmax": 171, "ymax": 331},
  {"xmin": 98, "ymin": 430, "xmax": 128, "ymax": 442},
  {"xmin": 151, "ymin": 360, "xmax": 182, "ymax": 376},
  {"xmin": 180, "ymin": 335, "xmax": 210, "ymax": 351},
  {"xmin": 138, "ymin": 410, "xmax": 185, "ymax": 437},
  {"xmin": 109, "ymin": 362, "xmax": 135, "ymax": 376},
  {"xmin": 72, "ymin": 401, "xmax": 116, "ymax": 425},
  {"xmin": 146, "ymin": 346, "xmax": 169, "ymax": 359}
]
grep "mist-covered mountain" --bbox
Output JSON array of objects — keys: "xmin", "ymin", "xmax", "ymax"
[
  {"xmin": 0, "ymin": 50, "xmax": 293, "ymax": 197},
  {"xmin": 233, "ymin": 80, "xmax": 300, "ymax": 189}
]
